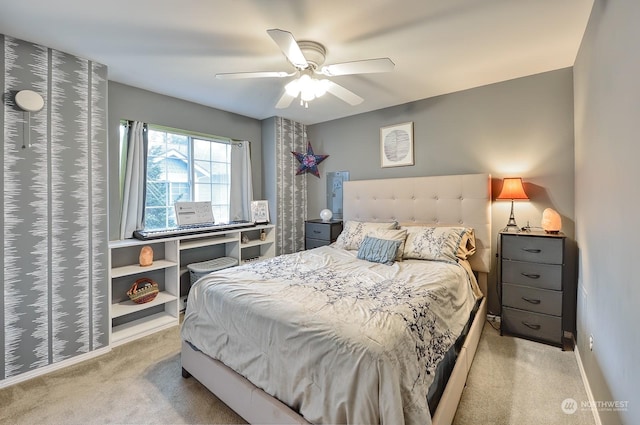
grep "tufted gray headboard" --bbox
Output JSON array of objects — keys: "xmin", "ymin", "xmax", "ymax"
[{"xmin": 343, "ymin": 173, "xmax": 492, "ymax": 274}]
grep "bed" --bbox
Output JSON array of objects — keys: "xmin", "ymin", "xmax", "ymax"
[{"xmin": 181, "ymin": 173, "xmax": 491, "ymax": 425}]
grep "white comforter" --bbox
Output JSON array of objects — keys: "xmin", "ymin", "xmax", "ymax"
[{"xmin": 181, "ymin": 245, "xmax": 477, "ymax": 425}]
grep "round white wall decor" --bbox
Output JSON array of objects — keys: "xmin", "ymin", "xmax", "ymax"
[{"xmin": 15, "ymin": 90, "xmax": 45, "ymax": 112}]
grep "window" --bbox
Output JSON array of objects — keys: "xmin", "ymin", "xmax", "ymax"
[{"xmin": 121, "ymin": 123, "xmax": 232, "ymax": 230}]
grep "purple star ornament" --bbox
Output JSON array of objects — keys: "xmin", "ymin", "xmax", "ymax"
[{"xmin": 291, "ymin": 142, "xmax": 329, "ymax": 178}]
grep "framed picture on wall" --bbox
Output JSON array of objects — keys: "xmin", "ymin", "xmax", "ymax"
[
  {"xmin": 380, "ymin": 122, "xmax": 414, "ymax": 168},
  {"xmin": 250, "ymin": 200, "xmax": 270, "ymax": 224}
]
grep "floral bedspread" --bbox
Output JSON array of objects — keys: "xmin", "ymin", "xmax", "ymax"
[{"xmin": 181, "ymin": 245, "xmax": 476, "ymax": 425}]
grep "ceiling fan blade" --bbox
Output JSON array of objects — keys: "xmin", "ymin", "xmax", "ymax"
[
  {"xmin": 319, "ymin": 58, "xmax": 395, "ymax": 76},
  {"xmin": 275, "ymin": 91, "xmax": 296, "ymax": 109},
  {"xmin": 267, "ymin": 29, "xmax": 309, "ymax": 69},
  {"xmin": 324, "ymin": 80, "xmax": 363, "ymax": 106},
  {"xmin": 216, "ymin": 71, "xmax": 293, "ymax": 79}
]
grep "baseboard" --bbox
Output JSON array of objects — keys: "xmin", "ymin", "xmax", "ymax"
[
  {"xmin": 487, "ymin": 313, "xmax": 501, "ymax": 324},
  {"xmin": 574, "ymin": 346, "xmax": 603, "ymax": 425},
  {"xmin": 0, "ymin": 346, "xmax": 111, "ymax": 389}
]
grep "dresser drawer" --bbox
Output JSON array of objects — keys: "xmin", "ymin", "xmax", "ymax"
[
  {"xmin": 306, "ymin": 222, "xmax": 331, "ymax": 240},
  {"xmin": 502, "ymin": 260, "xmax": 562, "ymax": 290},
  {"xmin": 502, "ymin": 307, "xmax": 562, "ymax": 345},
  {"xmin": 502, "ymin": 235, "xmax": 563, "ymax": 264},
  {"xmin": 305, "ymin": 221, "xmax": 344, "ymax": 241},
  {"xmin": 502, "ymin": 283, "xmax": 562, "ymax": 316},
  {"xmin": 305, "ymin": 237, "xmax": 330, "ymax": 249}
]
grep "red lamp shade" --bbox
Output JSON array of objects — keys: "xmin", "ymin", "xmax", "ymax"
[
  {"xmin": 497, "ymin": 177, "xmax": 529, "ymax": 232},
  {"xmin": 496, "ymin": 178, "xmax": 529, "ymax": 200}
]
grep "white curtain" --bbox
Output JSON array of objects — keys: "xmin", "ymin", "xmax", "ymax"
[
  {"xmin": 229, "ymin": 140, "xmax": 253, "ymax": 221},
  {"xmin": 120, "ymin": 121, "xmax": 148, "ymax": 239}
]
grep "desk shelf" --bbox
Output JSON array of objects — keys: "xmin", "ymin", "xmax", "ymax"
[{"xmin": 108, "ymin": 224, "xmax": 275, "ymax": 346}]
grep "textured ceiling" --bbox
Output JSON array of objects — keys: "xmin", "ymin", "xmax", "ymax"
[{"xmin": 0, "ymin": 0, "xmax": 593, "ymax": 125}]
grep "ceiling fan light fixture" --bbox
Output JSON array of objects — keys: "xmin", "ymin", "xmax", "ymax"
[
  {"xmin": 300, "ymin": 86, "xmax": 316, "ymax": 102},
  {"xmin": 287, "ymin": 74, "xmax": 327, "ymax": 104},
  {"xmin": 314, "ymin": 79, "xmax": 330, "ymax": 98},
  {"xmin": 298, "ymin": 74, "xmax": 315, "ymax": 101},
  {"xmin": 285, "ymin": 79, "xmax": 300, "ymax": 97}
]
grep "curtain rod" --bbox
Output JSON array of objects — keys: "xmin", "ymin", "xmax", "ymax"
[{"xmin": 121, "ymin": 119, "xmax": 249, "ymax": 145}]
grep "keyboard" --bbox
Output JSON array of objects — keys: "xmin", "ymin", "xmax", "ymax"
[{"xmin": 133, "ymin": 220, "xmax": 256, "ymax": 240}]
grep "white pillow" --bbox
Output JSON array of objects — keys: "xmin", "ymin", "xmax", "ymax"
[
  {"xmin": 402, "ymin": 226, "xmax": 473, "ymax": 263},
  {"xmin": 334, "ymin": 220, "xmax": 398, "ymax": 251},
  {"xmin": 367, "ymin": 228, "xmax": 408, "ymax": 261}
]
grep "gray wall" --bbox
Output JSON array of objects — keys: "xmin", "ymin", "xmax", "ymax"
[
  {"xmin": 1, "ymin": 34, "xmax": 108, "ymax": 381},
  {"xmin": 108, "ymin": 82, "xmax": 263, "ymax": 241},
  {"xmin": 307, "ymin": 68, "xmax": 575, "ymax": 315},
  {"xmin": 574, "ymin": 1, "xmax": 639, "ymax": 424}
]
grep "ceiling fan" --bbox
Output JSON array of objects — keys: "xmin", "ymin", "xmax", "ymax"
[{"xmin": 216, "ymin": 29, "xmax": 395, "ymax": 109}]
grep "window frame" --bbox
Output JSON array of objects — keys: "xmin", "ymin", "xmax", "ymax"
[{"xmin": 120, "ymin": 121, "xmax": 233, "ymax": 230}]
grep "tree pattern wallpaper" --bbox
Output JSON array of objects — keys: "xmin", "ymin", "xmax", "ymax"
[
  {"xmin": 1, "ymin": 34, "xmax": 108, "ymax": 381},
  {"xmin": 275, "ymin": 117, "xmax": 307, "ymax": 255}
]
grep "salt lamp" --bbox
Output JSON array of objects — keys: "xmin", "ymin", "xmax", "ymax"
[
  {"xmin": 541, "ymin": 208, "xmax": 562, "ymax": 234},
  {"xmin": 139, "ymin": 245, "xmax": 154, "ymax": 266}
]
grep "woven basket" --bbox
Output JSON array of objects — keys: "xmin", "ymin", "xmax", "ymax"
[{"xmin": 127, "ymin": 277, "xmax": 159, "ymax": 304}]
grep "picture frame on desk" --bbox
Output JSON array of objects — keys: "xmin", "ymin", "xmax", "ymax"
[{"xmin": 251, "ymin": 200, "xmax": 270, "ymax": 224}]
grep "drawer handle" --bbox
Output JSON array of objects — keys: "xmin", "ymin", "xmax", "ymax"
[
  {"xmin": 522, "ymin": 321, "xmax": 541, "ymax": 330},
  {"xmin": 521, "ymin": 272, "xmax": 541, "ymax": 279},
  {"xmin": 522, "ymin": 297, "xmax": 541, "ymax": 305},
  {"xmin": 522, "ymin": 248, "xmax": 542, "ymax": 253},
  {"xmin": 313, "ymin": 230, "xmax": 322, "ymax": 234}
]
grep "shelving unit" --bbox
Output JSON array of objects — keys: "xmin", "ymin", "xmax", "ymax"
[
  {"xmin": 236, "ymin": 226, "xmax": 276, "ymax": 263},
  {"xmin": 108, "ymin": 224, "xmax": 275, "ymax": 346},
  {"xmin": 111, "ymin": 259, "xmax": 177, "ymax": 279}
]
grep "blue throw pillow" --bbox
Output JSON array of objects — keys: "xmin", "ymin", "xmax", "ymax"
[{"xmin": 357, "ymin": 236, "xmax": 402, "ymax": 265}]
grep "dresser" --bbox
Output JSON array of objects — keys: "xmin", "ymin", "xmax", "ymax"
[
  {"xmin": 305, "ymin": 219, "xmax": 343, "ymax": 249},
  {"xmin": 500, "ymin": 231, "xmax": 575, "ymax": 349}
]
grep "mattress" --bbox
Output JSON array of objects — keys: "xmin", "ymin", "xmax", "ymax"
[{"xmin": 181, "ymin": 245, "xmax": 478, "ymax": 424}]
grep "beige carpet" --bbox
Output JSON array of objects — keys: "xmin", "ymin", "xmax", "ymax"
[
  {"xmin": 0, "ymin": 326, "xmax": 244, "ymax": 425},
  {"xmin": 453, "ymin": 323, "xmax": 595, "ymax": 425},
  {"xmin": 0, "ymin": 322, "xmax": 595, "ymax": 425}
]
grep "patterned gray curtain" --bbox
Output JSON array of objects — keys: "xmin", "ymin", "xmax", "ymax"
[{"xmin": 275, "ymin": 117, "xmax": 307, "ymax": 255}]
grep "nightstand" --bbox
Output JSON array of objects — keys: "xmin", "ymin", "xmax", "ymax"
[
  {"xmin": 305, "ymin": 219, "xmax": 343, "ymax": 249},
  {"xmin": 500, "ymin": 231, "xmax": 576, "ymax": 349}
]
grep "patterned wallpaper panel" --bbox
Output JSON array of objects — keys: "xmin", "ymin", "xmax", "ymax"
[
  {"xmin": 1, "ymin": 35, "xmax": 108, "ymax": 380},
  {"xmin": 275, "ymin": 117, "xmax": 307, "ymax": 255}
]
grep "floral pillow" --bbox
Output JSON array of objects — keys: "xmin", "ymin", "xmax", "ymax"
[
  {"xmin": 402, "ymin": 226, "xmax": 474, "ymax": 263},
  {"xmin": 334, "ymin": 220, "xmax": 398, "ymax": 251}
]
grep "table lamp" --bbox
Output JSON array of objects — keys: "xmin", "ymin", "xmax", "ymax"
[{"xmin": 496, "ymin": 177, "xmax": 529, "ymax": 232}]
